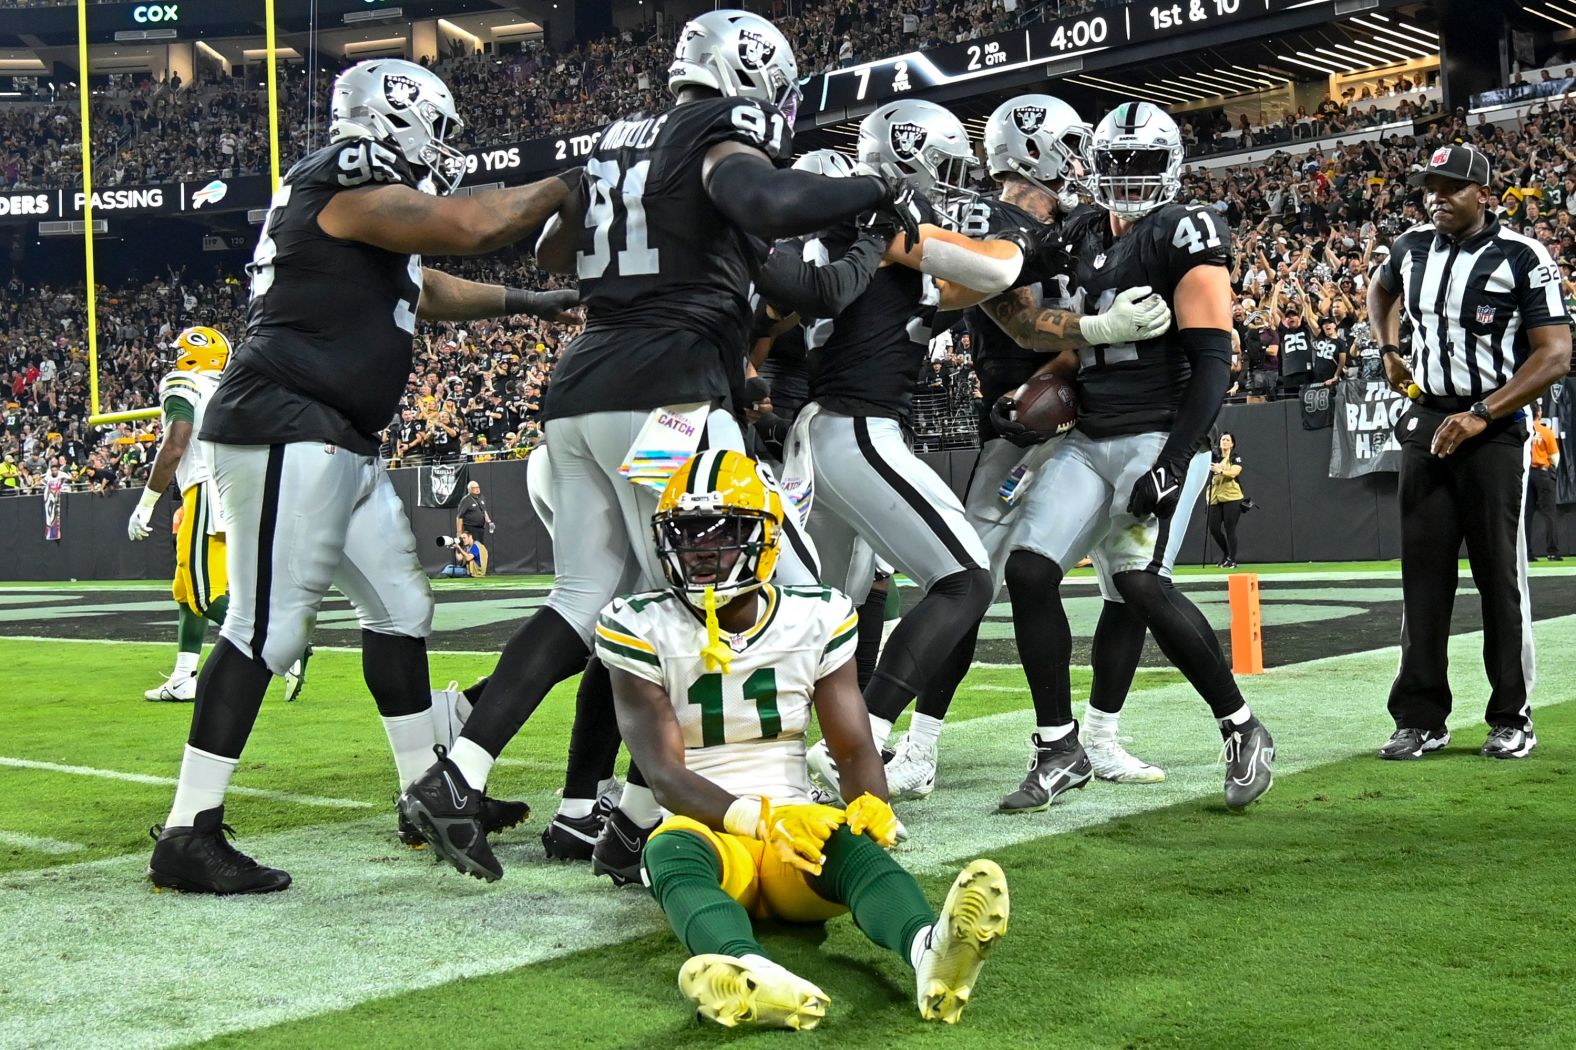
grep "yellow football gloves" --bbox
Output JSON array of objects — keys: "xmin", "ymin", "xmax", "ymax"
[{"xmin": 844, "ymin": 792, "xmax": 900, "ymax": 848}]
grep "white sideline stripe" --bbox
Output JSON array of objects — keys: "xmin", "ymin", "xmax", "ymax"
[
  {"xmin": 0, "ymin": 830, "xmax": 85, "ymax": 855},
  {"xmin": 1, "ymin": 615, "xmax": 1574, "ymax": 1050},
  {"xmin": 0, "ymin": 757, "xmax": 374, "ymax": 810}
]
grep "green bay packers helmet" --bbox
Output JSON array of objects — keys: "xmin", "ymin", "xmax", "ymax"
[
  {"xmin": 857, "ymin": 99, "xmax": 977, "ymax": 209},
  {"xmin": 653, "ymin": 449, "xmax": 784, "ymax": 607},
  {"xmin": 330, "ymin": 59, "xmax": 466, "ymax": 194},
  {"xmin": 173, "ymin": 326, "xmax": 231, "ymax": 374},
  {"xmin": 669, "ymin": 10, "xmax": 801, "ymax": 124},
  {"xmin": 983, "ymin": 94, "xmax": 1092, "ymax": 212},
  {"xmin": 1091, "ymin": 101, "xmax": 1183, "ymax": 220}
]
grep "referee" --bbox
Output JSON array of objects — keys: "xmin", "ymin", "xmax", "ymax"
[{"xmin": 1368, "ymin": 143, "xmax": 1572, "ymax": 761}]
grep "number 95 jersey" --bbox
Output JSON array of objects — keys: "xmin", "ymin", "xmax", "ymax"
[
  {"xmin": 1074, "ymin": 202, "xmax": 1232, "ymax": 438},
  {"xmin": 594, "ymin": 583, "xmax": 858, "ymax": 806}
]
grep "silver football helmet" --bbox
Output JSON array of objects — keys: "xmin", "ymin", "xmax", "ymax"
[
  {"xmin": 983, "ymin": 93, "xmax": 1092, "ymax": 213},
  {"xmin": 857, "ymin": 99, "xmax": 977, "ymax": 209},
  {"xmin": 1090, "ymin": 101, "xmax": 1184, "ymax": 220},
  {"xmin": 669, "ymin": 10, "xmax": 801, "ymax": 123},
  {"xmin": 791, "ymin": 149, "xmax": 856, "ymax": 177},
  {"xmin": 330, "ymin": 59, "xmax": 466, "ymax": 194}
]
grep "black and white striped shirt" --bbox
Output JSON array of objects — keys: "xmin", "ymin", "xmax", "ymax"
[{"xmin": 1377, "ymin": 216, "xmax": 1568, "ymax": 398}]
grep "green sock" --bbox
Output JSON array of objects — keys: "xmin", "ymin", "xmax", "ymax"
[
  {"xmin": 202, "ymin": 594, "xmax": 230, "ymax": 628},
  {"xmin": 884, "ymin": 583, "xmax": 902, "ymax": 621},
  {"xmin": 810, "ymin": 827, "xmax": 936, "ymax": 968},
  {"xmin": 177, "ymin": 606, "xmax": 208, "ymax": 654},
  {"xmin": 643, "ymin": 830, "xmax": 765, "ymax": 959}
]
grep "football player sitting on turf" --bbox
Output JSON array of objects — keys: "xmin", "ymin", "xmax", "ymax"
[{"xmin": 596, "ymin": 449, "xmax": 1009, "ymax": 1028}]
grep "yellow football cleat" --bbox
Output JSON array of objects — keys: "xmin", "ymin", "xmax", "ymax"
[
  {"xmin": 678, "ymin": 954, "xmax": 829, "ymax": 1031},
  {"xmin": 915, "ymin": 858, "xmax": 1010, "ymax": 1023}
]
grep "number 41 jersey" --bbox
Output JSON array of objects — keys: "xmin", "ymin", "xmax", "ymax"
[
  {"xmin": 594, "ymin": 584, "xmax": 857, "ymax": 807},
  {"xmin": 545, "ymin": 96, "xmax": 793, "ymax": 422},
  {"xmin": 1073, "ymin": 202, "xmax": 1232, "ymax": 438}
]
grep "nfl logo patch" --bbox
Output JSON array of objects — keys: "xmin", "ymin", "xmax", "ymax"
[
  {"xmin": 1093, "ymin": 253, "xmax": 1107, "ymax": 269},
  {"xmin": 1476, "ymin": 304, "xmax": 1495, "ymax": 325},
  {"xmin": 1431, "ymin": 146, "xmax": 1452, "ymax": 167}
]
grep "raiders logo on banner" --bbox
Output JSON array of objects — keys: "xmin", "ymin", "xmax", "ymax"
[{"xmin": 419, "ymin": 461, "xmax": 470, "ymax": 507}]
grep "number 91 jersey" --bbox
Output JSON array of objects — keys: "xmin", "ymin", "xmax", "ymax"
[
  {"xmin": 1074, "ymin": 202, "xmax": 1232, "ymax": 438},
  {"xmin": 594, "ymin": 583, "xmax": 858, "ymax": 806}
]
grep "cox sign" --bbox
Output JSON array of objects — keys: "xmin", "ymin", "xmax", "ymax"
[{"xmin": 132, "ymin": 4, "xmax": 179, "ymax": 23}]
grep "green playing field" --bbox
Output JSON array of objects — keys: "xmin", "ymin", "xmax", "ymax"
[{"xmin": 2, "ymin": 563, "xmax": 1572, "ymax": 1049}]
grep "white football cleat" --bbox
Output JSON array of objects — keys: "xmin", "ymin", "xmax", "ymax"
[
  {"xmin": 915, "ymin": 859, "xmax": 1010, "ymax": 1023},
  {"xmin": 1085, "ymin": 737, "xmax": 1166, "ymax": 783},
  {"xmin": 805, "ymin": 739, "xmax": 844, "ymax": 804},
  {"xmin": 679, "ymin": 954, "xmax": 829, "ymax": 1030},
  {"xmin": 885, "ymin": 733, "xmax": 937, "ymax": 801},
  {"xmin": 282, "ymin": 645, "xmax": 313, "ymax": 703},
  {"xmin": 144, "ymin": 673, "xmax": 196, "ymax": 703}
]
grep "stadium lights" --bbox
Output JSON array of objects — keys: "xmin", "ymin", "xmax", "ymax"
[
  {"xmin": 1064, "ymin": 76, "xmax": 1184, "ymax": 106},
  {"xmin": 1297, "ymin": 51, "xmax": 1348, "ymax": 71},
  {"xmin": 1172, "ymin": 73, "xmax": 1245, "ymax": 96},
  {"xmin": 1399, "ymin": 22, "xmax": 1438, "ymax": 41},
  {"xmin": 1280, "ymin": 54, "xmax": 1343, "ymax": 74},
  {"xmin": 1332, "ymin": 40, "xmax": 1406, "ymax": 65},
  {"xmin": 1230, "ymin": 65, "xmax": 1285, "ymax": 86},
  {"xmin": 1194, "ymin": 69, "xmax": 1275, "ymax": 91},
  {"xmin": 1314, "ymin": 47, "xmax": 1370, "ymax": 71},
  {"xmin": 1526, "ymin": 6, "xmax": 1576, "ymax": 28},
  {"xmin": 1350, "ymin": 18, "xmax": 1432, "ymax": 55},
  {"xmin": 1358, "ymin": 31, "xmax": 1431, "ymax": 58},
  {"xmin": 1547, "ymin": 1, "xmax": 1576, "ymax": 23},
  {"xmin": 1376, "ymin": 20, "xmax": 1440, "ymax": 46},
  {"xmin": 1147, "ymin": 76, "xmax": 1216, "ymax": 98},
  {"xmin": 1070, "ymin": 73, "xmax": 1192, "ymax": 104}
]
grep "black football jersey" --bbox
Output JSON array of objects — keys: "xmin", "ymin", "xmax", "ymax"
[
  {"xmin": 203, "ymin": 140, "xmax": 426, "ymax": 454},
  {"xmin": 807, "ymin": 198, "xmax": 951, "ymax": 420},
  {"xmin": 956, "ymin": 196, "xmax": 1082, "ymax": 441},
  {"xmin": 1072, "ymin": 202, "xmax": 1232, "ymax": 438},
  {"xmin": 543, "ymin": 96, "xmax": 793, "ymax": 422}
]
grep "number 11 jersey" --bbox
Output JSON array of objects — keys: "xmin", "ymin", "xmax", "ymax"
[{"xmin": 545, "ymin": 96, "xmax": 793, "ymax": 422}]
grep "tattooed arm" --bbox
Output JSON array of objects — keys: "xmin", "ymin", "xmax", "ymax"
[{"xmin": 978, "ymin": 285, "xmax": 1090, "ymax": 352}]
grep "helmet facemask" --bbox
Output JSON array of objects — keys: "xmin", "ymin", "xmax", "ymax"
[
  {"xmin": 654, "ymin": 505, "xmax": 779, "ymax": 610},
  {"xmin": 1092, "ymin": 143, "xmax": 1179, "ymax": 219}
]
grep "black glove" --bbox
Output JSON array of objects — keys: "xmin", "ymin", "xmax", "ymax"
[
  {"xmin": 1003, "ymin": 224, "xmax": 1076, "ymax": 289},
  {"xmin": 989, "ymin": 392, "xmax": 1052, "ymax": 448},
  {"xmin": 504, "ymin": 287, "xmax": 580, "ymax": 319},
  {"xmin": 1127, "ymin": 459, "xmax": 1187, "ymax": 520},
  {"xmin": 863, "ymin": 171, "xmax": 922, "ymax": 251}
]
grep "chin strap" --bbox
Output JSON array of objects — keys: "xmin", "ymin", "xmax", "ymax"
[{"xmin": 700, "ymin": 586, "xmax": 734, "ymax": 674}]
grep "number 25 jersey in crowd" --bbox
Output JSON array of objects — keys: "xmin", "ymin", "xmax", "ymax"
[
  {"xmin": 545, "ymin": 96, "xmax": 794, "ymax": 422},
  {"xmin": 1072, "ymin": 202, "xmax": 1232, "ymax": 439},
  {"xmin": 203, "ymin": 139, "xmax": 427, "ymax": 455}
]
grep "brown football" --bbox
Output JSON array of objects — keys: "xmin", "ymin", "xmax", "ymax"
[{"xmin": 1011, "ymin": 373, "xmax": 1078, "ymax": 438}]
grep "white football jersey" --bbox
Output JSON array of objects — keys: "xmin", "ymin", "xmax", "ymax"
[
  {"xmin": 158, "ymin": 369, "xmax": 222, "ymax": 525},
  {"xmin": 596, "ymin": 583, "xmax": 859, "ymax": 807}
]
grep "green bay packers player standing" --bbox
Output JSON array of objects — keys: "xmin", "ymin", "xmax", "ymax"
[{"xmin": 610, "ymin": 451, "xmax": 1009, "ymax": 1028}]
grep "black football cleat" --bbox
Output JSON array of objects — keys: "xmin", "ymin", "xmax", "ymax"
[
  {"xmin": 397, "ymin": 746, "xmax": 502, "ymax": 882},
  {"xmin": 542, "ymin": 793, "xmax": 617, "ymax": 861},
  {"xmin": 591, "ymin": 806, "xmax": 654, "ymax": 887},
  {"xmin": 148, "ymin": 805, "xmax": 291, "ymax": 895},
  {"xmin": 1221, "ymin": 715, "xmax": 1276, "ymax": 810},
  {"xmin": 1378, "ymin": 727, "xmax": 1450, "ymax": 760},
  {"xmin": 482, "ymin": 795, "xmax": 531, "ymax": 834}
]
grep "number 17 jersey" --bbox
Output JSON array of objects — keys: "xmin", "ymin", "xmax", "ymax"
[
  {"xmin": 545, "ymin": 96, "xmax": 793, "ymax": 422},
  {"xmin": 594, "ymin": 584, "xmax": 857, "ymax": 806}
]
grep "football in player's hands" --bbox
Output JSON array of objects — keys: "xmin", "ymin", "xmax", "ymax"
[
  {"xmin": 992, "ymin": 374, "xmax": 1077, "ymax": 447},
  {"xmin": 1127, "ymin": 459, "xmax": 1186, "ymax": 520}
]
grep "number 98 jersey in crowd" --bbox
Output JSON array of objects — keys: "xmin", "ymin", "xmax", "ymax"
[
  {"xmin": 205, "ymin": 140, "xmax": 427, "ymax": 455},
  {"xmin": 1072, "ymin": 202, "xmax": 1232, "ymax": 438},
  {"xmin": 594, "ymin": 584, "xmax": 858, "ymax": 805},
  {"xmin": 544, "ymin": 96, "xmax": 793, "ymax": 422}
]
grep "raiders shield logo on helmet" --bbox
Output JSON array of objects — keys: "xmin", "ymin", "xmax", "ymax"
[
  {"xmin": 890, "ymin": 122, "xmax": 928, "ymax": 160},
  {"xmin": 1012, "ymin": 106, "xmax": 1046, "ymax": 135},
  {"xmin": 383, "ymin": 74, "xmax": 420, "ymax": 110},
  {"xmin": 737, "ymin": 28, "xmax": 776, "ymax": 70}
]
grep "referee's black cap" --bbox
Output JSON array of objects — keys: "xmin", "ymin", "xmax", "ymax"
[{"xmin": 1407, "ymin": 143, "xmax": 1491, "ymax": 187}]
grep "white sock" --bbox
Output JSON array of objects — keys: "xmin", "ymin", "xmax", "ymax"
[
  {"xmin": 429, "ymin": 687, "xmax": 472, "ymax": 749},
  {"xmin": 869, "ymin": 714, "xmax": 894, "ymax": 747},
  {"xmin": 173, "ymin": 651, "xmax": 199, "ymax": 677},
  {"xmin": 618, "ymin": 783, "xmax": 662, "ymax": 827},
  {"xmin": 1036, "ymin": 722, "xmax": 1076, "ymax": 743},
  {"xmin": 908, "ymin": 925, "xmax": 934, "ymax": 970},
  {"xmin": 1222, "ymin": 705, "xmax": 1251, "ymax": 726},
  {"xmin": 166, "ymin": 745, "xmax": 238, "ymax": 828},
  {"xmin": 446, "ymin": 737, "xmax": 494, "ymax": 792},
  {"xmin": 557, "ymin": 798, "xmax": 595, "ymax": 819},
  {"xmin": 1083, "ymin": 706, "xmax": 1119, "ymax": 743},
  {"xmin": 382, "ymin": 710, "xmax": 437, "ymax": 790},
  {"xmin": 907, "ymin": 712, "xmax": 943, "ymax": 751}
]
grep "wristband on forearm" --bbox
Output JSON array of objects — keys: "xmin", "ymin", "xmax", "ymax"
[
  {"xmin": 1379, "ymin": 343, "xmax": 1401, "ymax": 358},
  {"xmin": 723, "ymin": 797, "xmax": 765, "ymax": 839},
  {"xmin": 137, "ymin": 485, "xmax": 161, "ymax": 511},
  {"xmin": 504, "ymin": 288, "xmax": 556, "ymax": 314}
]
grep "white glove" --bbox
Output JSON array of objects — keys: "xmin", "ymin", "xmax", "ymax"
[
  {"xmin": 127, "ymin": 487, "xmax": 159, "ymax": 541},
  {"xmin": 1079, "ymin": 286, "xmax": 1173, "ymax": 346}
]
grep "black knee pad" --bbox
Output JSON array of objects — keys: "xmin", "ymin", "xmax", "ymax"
[{"xmin": 1005, "ymin": 549, "xmax": 1064, "ymax": 598}]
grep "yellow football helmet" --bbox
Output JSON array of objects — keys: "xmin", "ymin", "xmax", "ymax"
[
  {"xmin": 173, "ymin": 326, "xmax": 231, "ymax": 374},
  {"xmin": 653, "ymin": 449, "xmax": 784, "ymax": 607}
]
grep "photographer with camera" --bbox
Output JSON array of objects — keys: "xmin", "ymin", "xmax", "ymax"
[{"xmin": 437, "ymin": 530, "xmax": 486, "ymax": 579}]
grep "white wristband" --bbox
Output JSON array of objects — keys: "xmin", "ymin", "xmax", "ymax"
[
  {"xmin": 723, "ymin": 797, "xmax": 764, "ymax": 839},
  {"xmin": 138, "ymin": 486, "xmax": 162, "ymax": 511}
]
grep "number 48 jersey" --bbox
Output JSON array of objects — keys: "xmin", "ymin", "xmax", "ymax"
[
  {"xmin": 546, "ymin": 96, "xmax": 792, "ymax": 421},
  {"xmin": 1073, "ymin": 202, "xmax": 1232, "ymax": 438},
  {"xmin": 594, "ymin": 583, "xmax": 857, "ymax": 807}
]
